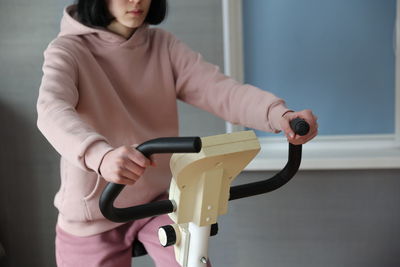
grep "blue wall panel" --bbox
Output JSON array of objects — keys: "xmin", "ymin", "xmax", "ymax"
[{"xmin": 243, "ymin": 0, "xmax": 396, "ymax": 136}]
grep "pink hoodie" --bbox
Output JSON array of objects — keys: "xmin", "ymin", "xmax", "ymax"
[{"xmin": 37, "ymin": 5, "xmax": 289, "ymax": 236}]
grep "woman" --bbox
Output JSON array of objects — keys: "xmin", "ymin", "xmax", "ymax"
[{"xmin": 37, "ymin": 0, "xmax": 318, "ymax": 266}]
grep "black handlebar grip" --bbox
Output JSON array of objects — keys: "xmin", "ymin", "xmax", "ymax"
[
  {"xmin": 290, "ymin": 118, "xmax": 310, "ymax": 136},
  {"xmin": 136, "ymin": 137, "xmax": 202, "ymax": 158}
]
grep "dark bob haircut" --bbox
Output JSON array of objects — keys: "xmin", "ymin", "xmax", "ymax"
[{"xmin": 76, "ymin": 0, "xmax": 167, "ymax": 27}]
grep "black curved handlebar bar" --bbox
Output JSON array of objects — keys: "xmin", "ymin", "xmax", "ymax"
[
  {"xmin": 100, "ymin": 119, "xmax": 310, "ymax": 223},
  {"xmin": 230, "ymin": 118, "xmax": 309, "ymax": 200},
  {"xmin": 229, "ymin": 143, "xmax": 302, "ymax": 200}
]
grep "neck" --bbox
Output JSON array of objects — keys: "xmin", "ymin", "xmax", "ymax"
[{"xmin": 107, "ymin": 21, "xmax": 137, "ymax": 39}]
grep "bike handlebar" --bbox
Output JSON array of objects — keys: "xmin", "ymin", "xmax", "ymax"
[
  {"xmin": 99, "ymin": 137, "xmax": 202, "ymax": 222},
  {"xmin": 99, "ymin": 119, "xmax": 310, "ymax": 223}
]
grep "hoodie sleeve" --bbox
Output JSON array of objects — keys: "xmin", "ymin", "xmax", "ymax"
[
  {"xmin": 168, "ymin": 34, "xmax": 289, "ymax": 133},
  {"xmin": 36, "ymin": 43, "xmax": 114, "ymax": 173}
]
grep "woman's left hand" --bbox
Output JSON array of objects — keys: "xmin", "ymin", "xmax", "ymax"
[{"xmin": 279, "ymin": 109, "xmax": 318, "ymax": 145}]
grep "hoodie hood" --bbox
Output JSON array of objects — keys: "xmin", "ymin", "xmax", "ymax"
[
  {"xmin": 58, "ymin": 5, "xmax": 149, "ymax": 47},
  {"xmin": 59, "ymin": 5, "xmax": 103, "ymax": 37}
]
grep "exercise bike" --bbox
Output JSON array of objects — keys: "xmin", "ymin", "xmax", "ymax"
[{"xmin": 100, "ymin": 119, "xmax": 309, "ymax": 267}]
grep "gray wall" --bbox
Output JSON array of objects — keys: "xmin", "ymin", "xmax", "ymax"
[
  {"xmin": 0, "ymin": 1, "xmax": 399, "ymax": 267},
  {"xmin": 0, "ymin": 1, "xmax": 66, "ymax": 267}
]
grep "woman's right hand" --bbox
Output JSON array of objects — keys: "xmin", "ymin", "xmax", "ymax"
[{"xmin": 99, "ymin": 145, "xmax": 154, "ymax": 185}]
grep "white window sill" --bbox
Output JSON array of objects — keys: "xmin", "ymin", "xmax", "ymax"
[{"xmin": 245, "ymin": 134, "xmax": 400, "ymax": 171}]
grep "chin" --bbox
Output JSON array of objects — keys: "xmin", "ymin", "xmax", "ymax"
[{"xmin": 124, "ymin": 21, "xmax": 144, "ymax": 29}]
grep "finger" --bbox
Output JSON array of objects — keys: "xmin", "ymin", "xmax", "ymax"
[
  {"xmin": 117, "ymin": 168, "xmax": 141, "ymax": 183},
  {"xmin": 305, "ymin": 121, "xmax": 318, "ymax": 138},
  {"xmin": 122, "ymin": 159, "xmax": 146, "ymax": 177},
  {"xmin": 107, "ymin": 174, "xmax": 136, "ymax": 185},
  {"xmin": 127, "ymin": 148, "xmax": 151, "ymax": 167},
  {"xmin": 149, "ymin": 155, "xmax": 157, "ymax": 167},
  {"xmin": 296, "ymin": 110, "xmax": 314, "ymax": 122},
  {"xmin": 118, "ymin": 176, "xmax": 136, "ymax": 185},
  {"xmin": 290, "ymin": 128, "xmax": 318, "ymax": 145},
  {"xmin": 300, "ymin": 131, "xmax": 317, "ymax": 144},
  {"xmin": 130, "ymin": 144, "xmax": 151, "ymax": 166},
  {"xmin": 297, "ymin": 111, "xmax": 318, "ymax": 133},
  {"xmin": 281, "ymin": 119, "xmax": 295, "ymax": 139}
]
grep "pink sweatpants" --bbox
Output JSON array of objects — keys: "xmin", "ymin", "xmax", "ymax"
[{"xmin": 56, "ymin": 214, "xmax": 207, "ymax": 267}]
